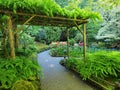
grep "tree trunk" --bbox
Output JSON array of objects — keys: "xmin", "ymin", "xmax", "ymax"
[{"xmin": 7, "ymin": 16, "xmax": 15, "ymax": 59}]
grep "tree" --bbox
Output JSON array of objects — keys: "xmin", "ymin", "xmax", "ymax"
[
  {"xmin": 45, "ymin": 26, "xmax": 62, "ymax": 44},
  {"xmin": 55, "ymin": 0, "xmax": 69, "ymax": 7},
  {"xmin": 96, "ymin": 6, "xmax": 120, "ymax": 41}
]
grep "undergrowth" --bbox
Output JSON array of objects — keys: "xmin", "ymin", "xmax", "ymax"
[
  {"xmin": 63, "ymin": 51, "xmax": 120, "ymax": 80},
  {"xmin": 50, "ymin": 45, "xmax": 82, "ymax": 57},
  {"xmin": 0, "ymin": 57, "xmax": 42, "ymax": 89}
]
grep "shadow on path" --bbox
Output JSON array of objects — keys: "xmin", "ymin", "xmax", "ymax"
[{"xmin": 38, "ymin": 50, "xmax": 95, "ymax": 90}]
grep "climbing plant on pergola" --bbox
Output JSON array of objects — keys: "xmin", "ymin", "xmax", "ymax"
[{"xmin": 0, "ymin": 0, "xmax": 101, "ymax": 59}]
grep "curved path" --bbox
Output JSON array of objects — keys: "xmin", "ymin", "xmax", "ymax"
[{"xmin": 38, "ymin": 50, "xmax": 96, "ymax": 90}]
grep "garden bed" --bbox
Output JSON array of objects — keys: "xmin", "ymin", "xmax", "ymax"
[
  {"xmin": 60, "ymin": 50, "xmax": 120, "ymax": 90},
  {"xmin": 50, "ymin": 45, "xmax": 82, "ymax": 57},
  {"xmin": 0, "ymin": 54, "xmax": 42, "ymax": 90},
  {"xmin": 60, "ymin": 60, "xmax": 115, "ymax": 90}
]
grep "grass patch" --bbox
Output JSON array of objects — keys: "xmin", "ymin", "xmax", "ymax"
[{"xmin": 36, "ymin": 43, "xmax": 49, "ymax": 53}]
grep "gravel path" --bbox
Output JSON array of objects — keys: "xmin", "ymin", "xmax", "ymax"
[{"xmin": 38, "ymin": 50, "xmax": 95, "ymax": 90}]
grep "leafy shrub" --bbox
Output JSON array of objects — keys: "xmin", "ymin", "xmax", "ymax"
[
  {"xmin": 27, "ymin": 45, "xmax": 38, "ymax": 52},
  {"xmin": 50, "ymin": 45, "xmax": 82, "ymax": 57},
  {"xmin": 36, "ymin": 29, "xmax": 46, "ymax": 43},
  {"xmin": 69, "ymin": 39, "xmax": 75, "ymax": 46},
  {"xmin": 18, "ymin": 33, "xmax": 40, "ymax": 56},
  {"xmin": 64, "ymin": 51, "xmax": 120, "ymax": 80},
  {"xmin": 70, "ymin": 46, "xmax": 82, "ymax": 57},
  {"xmin": 45, "ymin": 27, "xmax": 61, "ymax": 44},
  {"xmin": 0, "ymin": 57, "xmax": 42, "ymax": 89},
  {"xmin": 74, "ymin": 33, "xmax": 83, "ymax": 43},
  {"xmin": 50, "ymin": 45, "xmax": 67, "ymax": 57}
]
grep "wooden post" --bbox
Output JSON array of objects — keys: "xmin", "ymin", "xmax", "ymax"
[
  {"xmin": 67, "ymin": 28, "xmax": 70, "ymax": 59},
  {"xmin": 14, "ymin": 33, "xmax": 18, "ymax": 49},
  {"xmin": 74, "ymin": 22, "xmax": 83, "ymax": 35},
  {"xmin": 83, "ymin": 24, "xmax": 87, "ymax": 60},
  {"xmin": 7, "ymin": 16, "xmax": 15, "ymax": 59}
]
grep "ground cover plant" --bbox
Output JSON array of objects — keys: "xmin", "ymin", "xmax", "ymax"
[
  {"xmin": 60, "ymin": 50, "xmax": 120, "ymax": 89},
  {"xmin": 0, "ymin": 57, "xmax": 42, "ymax": 90}
]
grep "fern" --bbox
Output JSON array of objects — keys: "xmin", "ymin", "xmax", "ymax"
[
  {"xmin": 64, "ymin": 51, "xmax": 120, "ymax": 80},
  {"xmin": 0, "ymin": 57, "xmax": 42, "ymax": 89}
]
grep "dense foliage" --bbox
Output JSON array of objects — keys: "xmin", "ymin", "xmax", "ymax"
[
  {"xmin": 50, "ymin": 45, "xmax": 82, "ymax": 57},
  {"xmin": 96, "ymin": 6, "xmax": 120, "ymax": 41},
  {"xmin": 0, "ymin": 57, "xmax": 42, "ymax": 89},
  {"xmin": 0, "ymin": 0, "xmax": 101, "ymax": 20},
  {"xmin": 63, "ymin": 51, "xmax": 120, "ymax": 80}
]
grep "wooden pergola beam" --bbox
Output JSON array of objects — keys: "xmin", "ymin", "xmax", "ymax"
[
  {"xmin": 0, "ymin": 10, "xmax": 87, "ymax": 23},
  {"xmin": 17, "ymin": 17, "xmax": 87, "ymax": 27},
  {"xmin": 74, "ymin": 22, "xmax": 83, "ymax": 35},
  {"xmin": 14, "ymin": 15, "xmax": 36, "ymax": 34},
  {"xmin": 0, "ymin": 10, "xmax": 89, "ymax": 60}
]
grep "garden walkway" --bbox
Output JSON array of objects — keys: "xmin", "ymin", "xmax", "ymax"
[{"xmin": 38, "ymin": 50, "xmax": 95, "ymax": 90}]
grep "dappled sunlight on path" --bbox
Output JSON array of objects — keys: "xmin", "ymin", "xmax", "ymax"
[{"xmin": 38, "ymin": 50, "xmax": 95, "ymax": 90}]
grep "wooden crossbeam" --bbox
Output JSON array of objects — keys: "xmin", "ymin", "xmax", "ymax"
[
  {"xmin": 0, "ymin": 10, "xmax": 87, "ymax": 23},
  {"xmin": 74, "ymin": 22, "xmax": 83, "ymax": 35},
  {"xmin": 14, "ymin": 15, "xmax": 36, "ymax": 34}
]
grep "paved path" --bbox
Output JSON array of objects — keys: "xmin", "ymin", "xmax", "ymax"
[{"xmin": 38, "ymin": 50, "xmax": 95, "ymax": 90}]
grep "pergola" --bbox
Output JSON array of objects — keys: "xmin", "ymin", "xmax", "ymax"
[{"xmin": 0, "ymin": 10, "xmax": 88, "ymax": 60}]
